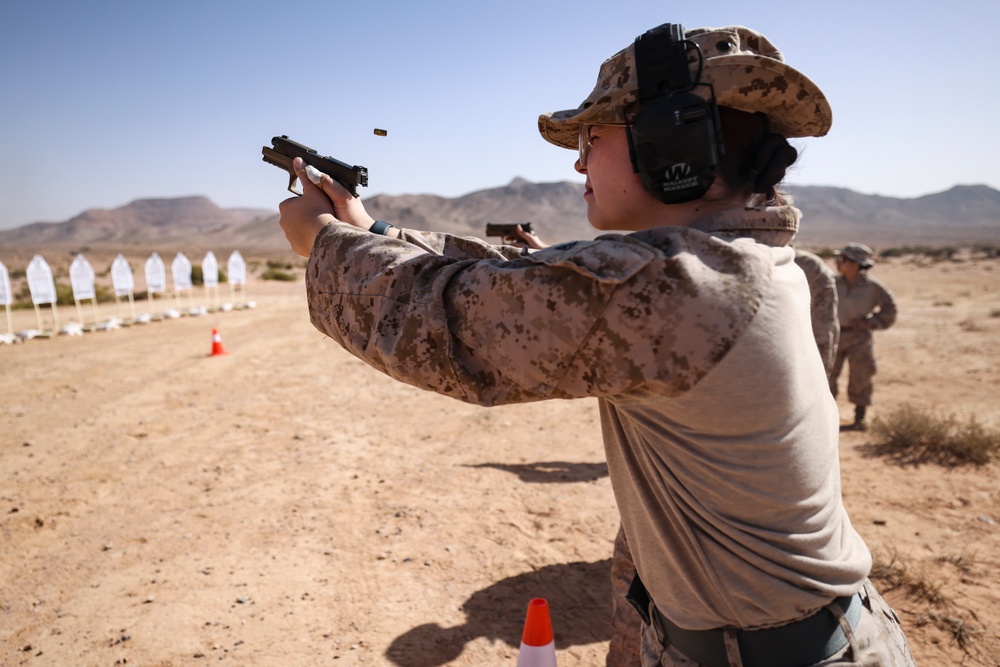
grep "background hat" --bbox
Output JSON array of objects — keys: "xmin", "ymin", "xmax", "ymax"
[
  {"xmin": 837, "ymin": 242, "xmax": 875, "ymax": 268},
  {"xmin": 538, "ymin": 25, "xmax": 832, "ymax": 150}
]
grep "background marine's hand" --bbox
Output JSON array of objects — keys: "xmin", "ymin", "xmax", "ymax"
[{"xmin": 504, "ymin": 225, "xmax": 548, "ymax": 250}]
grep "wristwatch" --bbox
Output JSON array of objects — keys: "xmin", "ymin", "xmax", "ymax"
[{"xmin": 368, "ymin": 220, "xmax": 394, "ymax": 235}]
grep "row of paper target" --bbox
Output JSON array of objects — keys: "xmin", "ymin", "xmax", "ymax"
[{"xmin": 1, "ymin": 250, "xmax": 254, "ymax": 344}]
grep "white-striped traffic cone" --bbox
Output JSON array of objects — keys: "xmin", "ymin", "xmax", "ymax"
[
  {"xmin": 516, "ymin": 598, "xmax": 557, "ymax": 667},
  {"xmin": 209, "ymin": 328, "xmax": 228, "ymax": 356}
]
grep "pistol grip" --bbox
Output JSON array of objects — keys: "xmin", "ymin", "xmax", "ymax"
[{"xmin": 287, "ymin": 172, "xmax": 303, "ymax": 196}]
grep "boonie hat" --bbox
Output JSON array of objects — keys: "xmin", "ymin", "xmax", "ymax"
[
  {"xmin": 837, "ymin": 243, "xmax": 875, "ymax": 268},
  {"xmin": 538, "ymin": 25, "xmax": 832, "ymax": 150}
]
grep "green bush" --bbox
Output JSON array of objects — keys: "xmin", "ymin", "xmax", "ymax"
[
  {"xmin": 812, "ymin": 247, "xmax": 838, "ymax": 259},
  {"xmin": 190, "ymin": 265, "xmax": 228, "ymax": 286},
  {"xmin": 878, "ymin": 246, "xmax": 958, "ymax": 261},
  {"xmin": 971, "ymin": 244, "xmax": 1000, "ymax": 259},
  {"xmin": 261, "ymin": 269, "xmax": 297, "ymax": 282}
]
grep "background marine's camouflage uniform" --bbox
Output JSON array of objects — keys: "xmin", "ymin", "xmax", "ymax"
[
  {"xmin": 830, "ymin": 271, "xmax": 897, "ymax": 408},
  {"xmin": 794, "ymin": 249, "xmax": 839, "ymax": 379}
]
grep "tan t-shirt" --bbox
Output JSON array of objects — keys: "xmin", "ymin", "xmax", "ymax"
[{"xmin": 305, "ymin": 204, "xmax": 871, "ymax": 630}]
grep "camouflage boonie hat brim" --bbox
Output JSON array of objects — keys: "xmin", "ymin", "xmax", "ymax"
[
  {"xmin": 538, "ymin": 25, "xmax": 832, "ymax": 150},
  {"xmin": 837, "ymin": 243, "xmax": 875, "ymax": 268}
]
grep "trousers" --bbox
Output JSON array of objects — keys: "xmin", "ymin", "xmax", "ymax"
[
  {"xmin": 639, "ymin": 579, "xmax": 916, "ymax": 667},
  {"xmin": 830, "ymin": 328, "xmax": 877, "ymax": 407}
]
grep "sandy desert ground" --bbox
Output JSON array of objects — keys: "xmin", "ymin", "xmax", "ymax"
[{"xmin": 1, "ymin": 254, "xmax": 999, "ymax": 666}]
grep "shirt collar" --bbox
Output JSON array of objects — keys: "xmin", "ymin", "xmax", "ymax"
[{"xmin": 688, "ymin": 204, "xmax": 801, "ymax": 246}]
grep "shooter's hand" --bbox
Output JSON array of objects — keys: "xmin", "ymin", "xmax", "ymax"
[{"xmin": 278, "ymin": 157, "xmax": 377, "ymax": 257}]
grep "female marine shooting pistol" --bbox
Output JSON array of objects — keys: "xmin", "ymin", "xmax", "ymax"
[{"xmin": 262, "ymin": 136, "xmax": 368, "ymax": 198}]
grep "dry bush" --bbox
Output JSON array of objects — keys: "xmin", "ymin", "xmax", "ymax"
[
  {"xmin": 936, "ymin": 550, "xmax": 986, "ymax": 577},
  {"xmin": 871, "ymin": 546, "xmax": 948, "ymax": 605},
  {"xmin": 871, "ymin": 546, "xmax": 999, "ymax": 664},
  {"xmin": 864, "ymin": 403, "xmax": 1000, "ymax": 466},
  {"xmin": 879, "ymin": 246, "xmax": 959, "ymax": 261}
]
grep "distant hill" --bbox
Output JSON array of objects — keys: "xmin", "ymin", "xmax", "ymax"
[
  {"xmin": 787, "ymin": 184, "xmax": 1000, "ymax": 246},
  {"xmin": 2, "ymin": 183, "xmax": 998, "ymax": 266},
  {"xmin": 0, "ymin": 196, "xmax": 273, "ymax": 249}
]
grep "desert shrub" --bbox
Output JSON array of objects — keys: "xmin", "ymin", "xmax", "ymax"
[
  {"xmin": 59, "ymin": 283, "xmax": 116, "ymax": 305},
  {"xmin": 879, "ymin": 246, "xmax": 958, "ymax": 261},
  {"xmin": 971, "ymin": 243, "xmax": 1000, "ymax": 259},
  {"xmin": 266, "ymin": 260, "xmax": 295, "ymax": 271},
  {"xmin": 189, "ymin": 265, "xmax": 228, "ymax": 286},
  {"xmin": 871, "ymin": 546, "xmax": 999, "ymax": 662},
  {"xmin": 261, "ymin": 269, "xmax": 297, "ymax": 282},
  {"xmin": 865, "ymin": 403, "xmax": 1000, "ymax": 466},
  {"xmin": 936, "ymin": 550, "xmax": 984, "ymax": 577},
  {"xmin": 959, "ymin": 318, "xmax": 984, "ymax": 332},
  {"xmin": 55, "ymin": 282, "xmax": 75, "ymax": 306},
  {"xmin": 870, "ymin": 546, "xmax": 947, "ymax": 605}
]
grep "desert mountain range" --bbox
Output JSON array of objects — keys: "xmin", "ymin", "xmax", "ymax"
[{"xmin": 2, "ymin": 180, "xmax": 998, "ymax": 262}]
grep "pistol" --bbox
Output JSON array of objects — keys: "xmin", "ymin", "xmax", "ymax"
[
  {"xmin": 485, "ymin": 222, "xmax": 533, "ymax": 238},
  {"xmin": 262, "ymin": 135, "xmax": 368, "ymax": 197}
]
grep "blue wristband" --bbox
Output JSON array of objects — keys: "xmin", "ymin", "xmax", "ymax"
[{"xmin": 368, "ymin": 220, "xmax": 394, "ymax": 235}]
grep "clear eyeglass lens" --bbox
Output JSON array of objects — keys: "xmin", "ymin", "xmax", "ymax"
[{"xmin": 578, "ymin": 124, "xmax": 593, "ymax": 166}]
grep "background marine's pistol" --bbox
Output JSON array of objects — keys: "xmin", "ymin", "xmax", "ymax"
[
  {"xmin": 262, "ymin": 136, "xmax": 368, "ymax": 198},
  {"xmin": 485, "ymin": 222, "xmax": 533, "ymax": 238}
]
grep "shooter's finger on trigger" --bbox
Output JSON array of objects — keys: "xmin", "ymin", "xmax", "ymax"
[{"xmin": 290, "ymin": 158, "xmax": 321, "ymax": 191}]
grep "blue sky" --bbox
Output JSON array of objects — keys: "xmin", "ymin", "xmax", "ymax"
[{"xmin": 1, "ymin": 0, "xmax": 997, "ymax": 230}]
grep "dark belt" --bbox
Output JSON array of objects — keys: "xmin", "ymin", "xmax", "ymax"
[{"xmin": 626, "ymin": 571, "xmax": 862, "ymax": 667}]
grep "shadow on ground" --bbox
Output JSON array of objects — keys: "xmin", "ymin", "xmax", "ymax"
[
  {"xmin": 385, "ymin": 559, "xmax": 611, "ymax": 666},
  {"xmin": 464, "ymin": 460, "xmax": 608, "ymax": 484}
]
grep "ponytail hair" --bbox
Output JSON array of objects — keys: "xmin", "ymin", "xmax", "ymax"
[{"xmin": 715, "ymin": 107, "xmax": 798, "ymax": 206}]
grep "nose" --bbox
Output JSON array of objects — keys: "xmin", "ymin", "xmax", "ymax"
[{"xmin": 574, "ymin": 158, "xmax": 586, "ymax": 175}]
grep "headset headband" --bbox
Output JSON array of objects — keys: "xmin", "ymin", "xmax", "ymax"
[{"xmin": 634, "ymin": 24, "xmax": 693, "ymax": 103}]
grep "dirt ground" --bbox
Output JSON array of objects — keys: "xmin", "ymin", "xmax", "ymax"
[{"xmin": 2, "ymin": 255, "xmax": 998, "ymax": 666}]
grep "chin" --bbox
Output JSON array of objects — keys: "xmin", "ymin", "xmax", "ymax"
[
  {"xmin": 587, "ymin": 217, "xmax": 630, "ymax": 234},
  {"xmin": 586, "ymin": 211, "xmax": 612, "ymax": 232}
]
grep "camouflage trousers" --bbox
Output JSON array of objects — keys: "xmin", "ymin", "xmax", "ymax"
[
  {"xmin": 830, "ymin": 329, "xmax": 877, "ymax": 407},
  {"xmin": 608, "ymin": 524, "xmax": 643, "ymax": 667},
  {"xmin": 639, "ymin": 578, "xmax": 916, "ymax": 667}
]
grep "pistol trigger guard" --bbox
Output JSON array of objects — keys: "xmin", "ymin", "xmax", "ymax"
[{"xmin": 288, "ymin": 174, "xmax": 303, "ymax": 196}]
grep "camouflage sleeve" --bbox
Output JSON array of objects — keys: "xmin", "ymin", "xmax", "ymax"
[
  {"xmin": 395, "ymin": 228, "xmax": 527, "ymax": 261},
  {"xmin": 306, "ymin": 224, "xmax": 768, "ymax": 407},
  {"xmin": 793, "ymin": 251, "xmax": 839, "ymax": 375},
  {"xmin": 869, "ymin": 280, "xmax": 897, "ymax": 330}
]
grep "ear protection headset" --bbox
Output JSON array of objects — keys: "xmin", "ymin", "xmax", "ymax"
[{"xmin": 626, "ymin": 23, "xmax": 725, "ymax": 204}]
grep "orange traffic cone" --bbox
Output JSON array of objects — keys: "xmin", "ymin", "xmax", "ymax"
[
  {"xmin": 516, "ymin": 598, "xmax": 557, "ymax": 667},
  {"xmin": 210, "ymin": 328, "xmax": 228, "ymax": 356}
]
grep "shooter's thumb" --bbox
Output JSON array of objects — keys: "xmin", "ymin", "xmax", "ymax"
[
  {"xmin": 293, "ymin": 157, "xmax": 349, "ymax": 199},
  {"xmin": 290, "ymin": 157, "xmax": 322, "ymax": 193}
]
